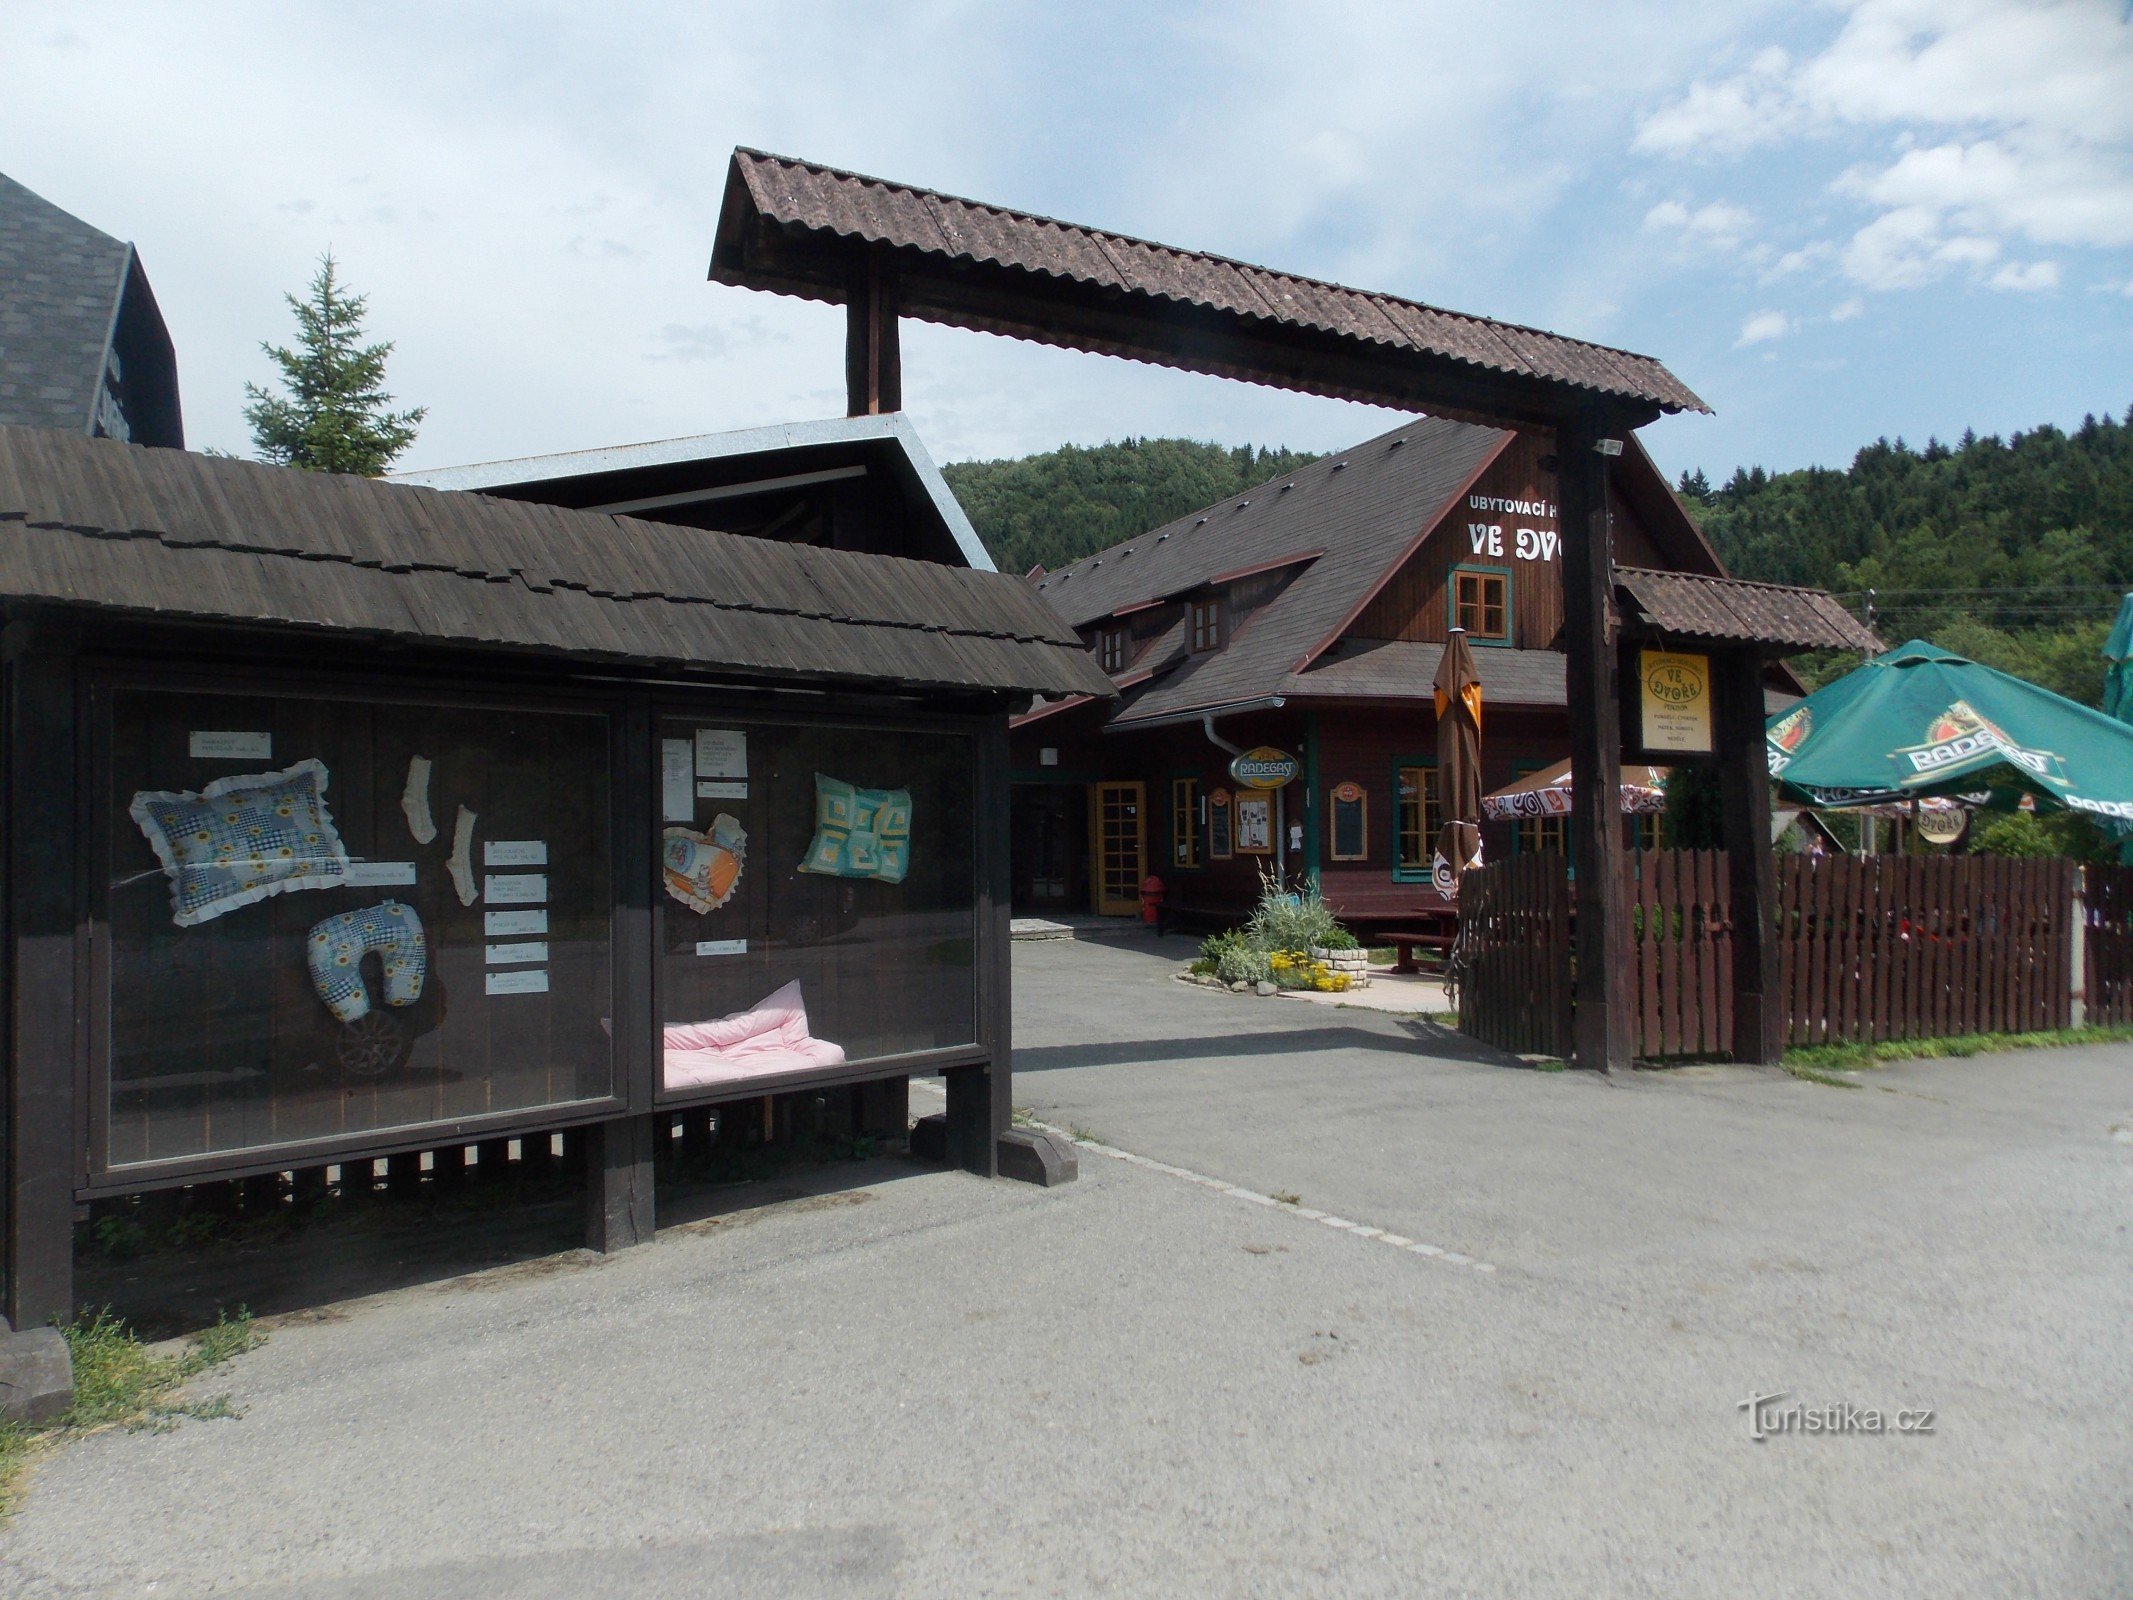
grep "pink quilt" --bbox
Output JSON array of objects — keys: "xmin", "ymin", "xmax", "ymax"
[{"xmin": 662, "ymin": 980, "xmax": 846, "ymax": 1090}]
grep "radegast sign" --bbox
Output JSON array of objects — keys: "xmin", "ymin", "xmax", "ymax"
[
  {"xmin": 1898, "ymin": 701, "xmax": 2067, "ymax": 787},
  {"xmin": 1229, "ymin": 746, "xmax": 1299, "ymax": 790}
]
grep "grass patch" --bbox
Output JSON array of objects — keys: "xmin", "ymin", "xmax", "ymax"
[
  {"xmin": 0, "ymin": 1307, "xmax": 262, "ymax": 1516},
  {"xmin": 1781, "ymin": 1023, "xmax": 2133, "ymax": 1084}
]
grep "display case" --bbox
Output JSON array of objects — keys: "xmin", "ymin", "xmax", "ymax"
[
  {"xmin": 94, "ymin": 678, "xmax": 620, "ymax": 1176},
  {"xmin": 654, "ymin": 714, "xmax": 977, "ymax": 1100}
]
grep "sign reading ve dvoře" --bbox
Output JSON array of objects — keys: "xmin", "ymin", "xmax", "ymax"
[{"xmin": 1639, "ymin": 650, "xmax": 1713, "ymax": 754}]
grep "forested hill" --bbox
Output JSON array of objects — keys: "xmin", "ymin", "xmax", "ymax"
[
  {"xmin": 942, "ymin": 438, "xmax": 1319, "ymax": 577},
  {"xmin": 1683, "ymin": 407, "xmax": 2133, "ymax": 702}
]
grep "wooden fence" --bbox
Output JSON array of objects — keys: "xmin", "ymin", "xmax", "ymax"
[
  {"xmin": 1777, "ymin": 854, "xmax": 2072, "ymax": 1046},
  {"xmin": 1630, "ymin": 849, "xmax": 1734, "ymax": 1058},
  {"xmin": 2081, "ymin": 862, "xmax": 2133, "ymax": 1027},
  {"xmin": 1452, "ymin": 852, "xmax": 1571, "ymax": 1059},
  {"xmin": 1458, "ymin": 850, "xmax": 2078, "ymax": 1060}
]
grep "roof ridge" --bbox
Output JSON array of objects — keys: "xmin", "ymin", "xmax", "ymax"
[
  {"xmin": 733, "ymin": 150, "xmax": 1694, "ymax": 368},
  {"xmin": 1043, "ymin": 414, "xmax": 1496, "ymax": 588}
]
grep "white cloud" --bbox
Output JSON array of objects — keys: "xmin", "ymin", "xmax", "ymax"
[
  {"xmin": 1639, "ymin": 0, "xmax": 2133, "ymax": 298},
  {"xmin": 1990, "ymin": 260, "xmax": 2061, "ymax": 291},
  {"xmin": 1737, "ymin": 309, "xmax": 1791, "ymax": 345},
  {"xmin": 1634, "ymin": 45, "xmax": 1798, "ymax": 156},
  {"xmin": 1830, "ymin": 296, "xmax": 1866, "ymax": 321},
  {"xmin": 1643, "ymin": 197, "xmax": 1757, "ymax": 254},
  {"xmin": 1839, "ymin": 205, "xmax": 2003, "ymax": 289}
]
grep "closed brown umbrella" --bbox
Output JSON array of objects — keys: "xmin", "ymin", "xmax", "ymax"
[{"xmin": 1432, "ymin": 626, "xmax": 1484, "ymax": 889}]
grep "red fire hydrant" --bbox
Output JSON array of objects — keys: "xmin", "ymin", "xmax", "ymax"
[{"xmin": 1140, "ymin": 873, "xmax": 1166, "ymax": 930}]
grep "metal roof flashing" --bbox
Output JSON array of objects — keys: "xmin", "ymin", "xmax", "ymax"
[{"xmin": 392, "ymin": 412, "xmax": 994, "ymax": 572}]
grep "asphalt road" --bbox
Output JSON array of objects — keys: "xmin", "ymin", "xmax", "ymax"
[{"xmin": 5, "ymin": 929, "xmax": 2131, "ymax": 1597}]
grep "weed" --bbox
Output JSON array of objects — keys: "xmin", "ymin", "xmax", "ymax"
[
  {"xmin": 1271, "ymin": 1191, "xmax": 1302, "ymax": 1205},
  {"xmin": 1782, "ymin": 1022, "xmax": 2133, "ymax": 1081},
  {"xmin": 0, "ymin": 1308, "xmax": 262, "ymax": 1516}
]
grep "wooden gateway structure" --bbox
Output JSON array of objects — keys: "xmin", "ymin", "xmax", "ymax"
[
  {"xmin": 705, "ymin": 146, "xmax": 1862, "ymax": 1073},
  {"xmin": 0, "ymin": 424, "xmax": 1109, "ymax": 1330}
]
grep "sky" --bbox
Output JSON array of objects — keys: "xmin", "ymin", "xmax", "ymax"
[{"xmin": 3, "ymin": 0, "xmax": 2130, "ymax": 488}]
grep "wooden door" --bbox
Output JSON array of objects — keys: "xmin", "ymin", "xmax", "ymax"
[{"xmin": 1092, "ymin": 781, "xmax": 1145, "ymax": 916}]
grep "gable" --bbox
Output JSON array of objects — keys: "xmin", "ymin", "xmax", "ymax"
[{"xmin": 1342, "ymin": 430, "xmax": 1723, "ymax": 652}]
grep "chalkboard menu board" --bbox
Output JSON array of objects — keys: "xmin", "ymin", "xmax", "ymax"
[
  {"xmin": 1330, "ymin": 781, "xmax": 1368, "ymax": 861},
  {"xmin": 1209, "ymin": 789, "xmax": 1233, "ymax": 859}
]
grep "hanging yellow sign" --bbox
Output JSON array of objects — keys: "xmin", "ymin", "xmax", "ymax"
[{"xmin": 1639, "ymin": 650, "xmax": 1713, "ymax": 754}]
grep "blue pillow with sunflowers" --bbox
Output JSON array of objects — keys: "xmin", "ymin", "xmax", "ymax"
[
  {"xmin": 130, "ymin": 758, "xmax": 350, "ymax": 927},
  {"xmin": 798, "ymin": 773, "xmax": 911, "ymax": 885}
]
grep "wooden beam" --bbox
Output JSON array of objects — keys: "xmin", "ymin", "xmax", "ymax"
[
  {"xmin": 844, "ymin": 252, "xmax": 902, "ymax": 417},
  {"xmin": 1719, "ymin": 650, "xmax": 1783, "ymax": 1064},
  {"xmin": 1557, "ymin": 419, "xmax": 1633, "ymax": 1072}
]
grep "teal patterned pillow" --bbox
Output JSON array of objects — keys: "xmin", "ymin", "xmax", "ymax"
[
  {"xmin": 130, "ymin": 758, "xmax": 350, "ymax": 927},
  {"xmin": 798, "ymin": 773, "xmax": 911, "ymax": 884}
]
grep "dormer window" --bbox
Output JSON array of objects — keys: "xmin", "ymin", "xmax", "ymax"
[
  {"xmin": 1098, "ymin": 626, "xmax": 1127, "ymax": 675},
  {"xmin": 1190, "ymin": 597, "xmax": 1222, "ymax": 654}
]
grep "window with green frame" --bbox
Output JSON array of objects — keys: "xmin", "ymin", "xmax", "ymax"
[
  {"xmin": 1171, "ymin": 776, "xmax": 1203, "ymax": 869},
  {"xmin": 1449, "ymin": 565, "xmax": 1511, "ymax": 643},
  {"xmin": 1393, "ymin": 761, "xmax": 1442, "ymax": 879}
]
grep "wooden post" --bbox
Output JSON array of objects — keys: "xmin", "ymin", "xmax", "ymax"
[
  {"xmin": 5, "ymin": 645, "xmax": 79, "ymax": 1329},
  {"xmin": 1718, "ymin": 648, "xmax": 1782, "ymax": 1064},
  {"xmin": 947, "ymin": 717, "xmax": 1014, "ymax": 1174},
  {"xmin": 844, "ymin": 251, "xmax": 902, "ymax": 417},
  {"xmin": 1556, "ymin": 417, "xmax": 1633, "ymax": 1072},
  {"xmin": 584, "ymin": 1114, "xmax": 655, "ymax": 1253}
]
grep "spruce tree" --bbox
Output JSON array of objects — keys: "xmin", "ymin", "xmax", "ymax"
[{"xmin": 243, "ymin": 253, "xmax": 425, "ymax": 475}]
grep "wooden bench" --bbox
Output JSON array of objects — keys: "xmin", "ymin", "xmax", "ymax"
[{"xmin": 1377, "ymin": 918, "xmax": 1457, "ymax": 974}]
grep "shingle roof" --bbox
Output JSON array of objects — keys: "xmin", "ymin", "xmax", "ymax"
[
  {"xmin": 1286, "ymin": 639, "xmax": 1568, "ymax": 706},
  {"xmin": 0, "ymin": 426, "xmax": 1114, "ymax": 699},
  {"xmin": 0, "ymin": 174, "xmax": 131, "ymax": 435},
  {"xmin": 712, "ymin": 150, "xmax": 1709, "ymax": 426},
  {"xmin": 1033, "ymin": 416, "xmax": 1507, "ymax": 728},
  {"xmin": 1615, "ymin": 566, "xmax": 1880, "ymax": 653}
]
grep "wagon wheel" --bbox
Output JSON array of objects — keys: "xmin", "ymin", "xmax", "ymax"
[{"xmin": 337, "ymin": 1011, "xmax": 409, "ymax": 1080}]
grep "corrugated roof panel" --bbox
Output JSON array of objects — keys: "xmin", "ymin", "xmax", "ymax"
[{"xmin": 718, "ymin": 149, "xmax": 1710, "ymax": 418}]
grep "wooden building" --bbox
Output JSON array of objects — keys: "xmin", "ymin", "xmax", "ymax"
[
  {"xmin": 0, "ymin": 172, "xmax": 183, "ymax": 448},
  {"xmin": 1006, "ymin": 415, "xmax": 1842, "ymax": 927},
  {"xmin": 0, "ymin": 423, "xmax": 1110, "ymax": 1330}
]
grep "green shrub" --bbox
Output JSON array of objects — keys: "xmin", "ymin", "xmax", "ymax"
[
  {"xmin": 1217, "ymin": 943, "xmax": 1272, "ymax": 986},
  {"xmin": 1243, "ymin": 866, "xmax": 1350, "ymax": 954}
]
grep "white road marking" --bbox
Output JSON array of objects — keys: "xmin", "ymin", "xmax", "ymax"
[{"xmin": 913, "ymin": 1081, "xmax": 1497, "ymax": 1275}]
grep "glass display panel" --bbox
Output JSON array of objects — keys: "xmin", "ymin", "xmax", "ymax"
[
  {"xmin": 657, "ymin": 718, "xmax": 976, "ymax": 1097},
  {"xmin": 103, "ymin": 686, "xmax": 614, "ymax": 1168}
]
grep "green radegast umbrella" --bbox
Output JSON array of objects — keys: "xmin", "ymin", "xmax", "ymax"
[
  {"xmin": 2104, "ymin": 594, "xmax": 2133, "ymax": 722},
  {"xmin": 1766, "ymin": 639, "xmax": 2133, "ymax": 829}
]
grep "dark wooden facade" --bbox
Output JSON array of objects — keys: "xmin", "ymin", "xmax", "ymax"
[
  {"xmin": 1010, "ymin": 426, "xmax": 1723, "ymax": 932},
  {"xmin": 0, "ymin": 427, "xmax": 1108, "ymax": 1330}
]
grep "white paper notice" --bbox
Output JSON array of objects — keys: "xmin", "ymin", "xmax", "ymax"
[
  {"xmin": 694, "ymin": 939, "xmax": 747, "ymax": 957},
  {"xmin": 695, "ymin": 728, "xmax": 747, "ymax": 779},
  {"xmin": 341, "ymin": 861, "xmax": 418, "ymax": 887},
  {"xmin": 485, "ymin": 969, "xmax": 550, "ymax": 996},
  {"xmin": 483, "ymin": 873, "xmax": 547, "ymax": 904},
  {"xmin": 484, "ymin": 909, "xmax": 548, "ymax": 937},
  {"xmin": 483, "ymin": 840, "xmax": 547, "ymax": 867},
  {"xmin": 696, "ymin": 781, "xmax": 747, "ymax": 800},
  {"xmin": 661, "ymin": 738, "xmax": 694, "ymax": 821},
  {"xmin": 189, "ymin": 731, "xmax": 272, "ymax": 760},
  {"xmin": 485, "ymin": 941, "xmax": 548, "ymax": 966}
]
